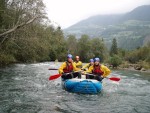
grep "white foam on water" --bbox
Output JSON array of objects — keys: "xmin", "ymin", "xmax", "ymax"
[
  {"xmin": 133, "ymin": 74, "xmax": 140, "ymax": 76},
  {"xmin": 14, "ymin": 64, "xmax": 26, "ymax": 67},
  {"xmin": 13, "ymin": 77, "xmax": 22, "ymax": 80},
  {"xmin": 111, "ymin": 81, "xmax": 120, "ymax": 85}
]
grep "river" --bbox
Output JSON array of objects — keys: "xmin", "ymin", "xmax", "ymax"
[{"xmin": 0, "ymin": 62, "xmax": 150, "ymax": 113}]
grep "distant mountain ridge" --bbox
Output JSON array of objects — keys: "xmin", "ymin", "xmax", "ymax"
[
  {"xmin": 63, "ymin": 5, "xmax": 150, "ymax": 50},
  {"xmin": 122, "ymin": 5, "xmax": 150, "ymax": 21},
  {"xmin": 64, "ymin": 5, "xmax": 150, "ymax": 30},
  {"xmin": 70, "ymin": 14, "xmax": 123, "ymax": 27}
]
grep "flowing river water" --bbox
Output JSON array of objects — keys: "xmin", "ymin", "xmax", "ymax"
[{"xmin": 0, "ymin": 62, "xmax": 150, "ymax": 113}]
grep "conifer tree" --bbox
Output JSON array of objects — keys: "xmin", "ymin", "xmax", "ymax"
[{"xmin": 110, "ymin": 38, "xmax": 118, "ymax": 56}]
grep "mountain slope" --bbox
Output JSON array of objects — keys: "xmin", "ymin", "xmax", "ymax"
[
  {"xmin": 63, "ymin": 5, "xmax": 150, "ymax": 50},
  {"xmin": 122, "ymin": 5, "xmax": 150, "ymax": 21},
  {"xmin": 65, "ymin": 5, "xmax": 150, "ymax": 31},
  {"xmin": 69, "ymin": 15, "xmax": 123, "ymax": 28}
]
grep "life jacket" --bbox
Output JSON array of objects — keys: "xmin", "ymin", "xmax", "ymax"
[
  {"xmin": 87, "ymin": 63, "xmax": 92, "ymax": 69},
  {"xmin": 92, "ymin": 64, "xmax": 104, "ymax": 76},
  {"xmin": 63, "ymin": 61, "xmax": 73, "ymax": 73},
  {"xmin": 75, "ymin": 61, "xmax": 82, "ymax": 68}
]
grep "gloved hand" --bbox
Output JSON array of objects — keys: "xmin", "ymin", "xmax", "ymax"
[
  {"xmin": 62, "ymin": 72, "xmax": 67, "ymax": 76},
  {"xmin": 81, "ymin": 71, "xmax": 86, "ymax": 75},
  {"xmin": 61, "ymin": 72, "xmax": 66, "ymax": 79},
  {"xmin": 96, "ymin": 76, "xmax": 104, "ymax": 82},
  {"xmin": 81, "ymin": 68, "xmax": 86, "ymax": 71}
]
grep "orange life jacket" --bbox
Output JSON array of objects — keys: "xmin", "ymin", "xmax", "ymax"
[
  {"xmin": 92, "ymin": 64, "xmax": 104, "ymax": 76},
  {"xmin": 63, "ymin": 61, "xmax": 73, "ymax": 73}
]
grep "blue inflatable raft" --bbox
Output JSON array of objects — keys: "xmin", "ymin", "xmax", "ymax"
[{"xmin": 62, "ymin": 78, "xmax": 102, "ymax": 94}]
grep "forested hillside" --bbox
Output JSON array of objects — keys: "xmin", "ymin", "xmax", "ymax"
[
  {"xmin": 0, "ymin": 1, "xmax": 149, "ymax": 70},
  {"xmin": 64, "ymin": 5, "xmax": 150, "ymax": 50},
  {"xmin": 0, "ymin": 0, "xmax": 66, "ymax": 66}
]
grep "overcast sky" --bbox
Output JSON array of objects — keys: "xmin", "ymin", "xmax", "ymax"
[{"xmin": 43, "ymin": 0, "xmax": 150, "ymax": 28}]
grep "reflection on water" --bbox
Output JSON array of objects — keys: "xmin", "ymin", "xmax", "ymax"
[{"xmin": 0, "ymin": 62, "xmax": 150, "ymax": 113}]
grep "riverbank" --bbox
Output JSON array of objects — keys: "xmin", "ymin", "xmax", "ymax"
[
  {"xmin": 118, "ymin": 67, "xmax": 150, "ymax": 74},
  {"xmin": 110, "ymin": 65, "xmax": 150, "ymax": 74},
  {"xmin": 107, "ymin": 62, "xmax": 150, "ymax": 74}
]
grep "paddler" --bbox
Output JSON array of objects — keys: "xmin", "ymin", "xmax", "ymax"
[
  {"xmin": 74, "ymin": 56, "xmax": 82, "ymax": 69},
  {"xmin": 81, "ymin": 59, "xmax": 94, "ymax": 71},
  {"xmin": 58, "ymin": 54, "xmax": 81, "ymax": 80},
  {"xmin": 84, "ymin": 57, "xmax": 111, "ymax": 81}
]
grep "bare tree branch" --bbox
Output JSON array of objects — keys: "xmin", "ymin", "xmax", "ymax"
[{"xmin": 0, "ymin": 16, "xmax": 44, "ymax": 38}]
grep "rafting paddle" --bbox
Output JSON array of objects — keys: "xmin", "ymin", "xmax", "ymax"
[
  {"xmin": 106, "ymin": 77, "xmax": 120, "ymax": 81},
  {"xmin": 86, "ymin": 73, "xmax": 120, "ymax": 82},
  {"xmin": 49, "ymin": 70, "xmax": 83, "ymax": 80},
  {"xmin": 49, "ymin": 73, "xmax": 120, "ymax": 81},
  {"xmin": 49, "ymin": 74, "xmax": 62, "ymax": 80}
]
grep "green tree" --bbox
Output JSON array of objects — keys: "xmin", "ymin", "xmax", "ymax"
[
  {"xmin": 0, "ymin": 0, "xmax": 68, "ymax": 66},
  {"xmin": 53, "ymin": 27, "xmax": 67, "ymax": 61},
  {"xmin": 109, "ymin": 55, "xmax": 122, "ymax": 68},
  {"xmin": 91, "ymin": 38, "xmax": 107, "ymax": 62},
  {"xmin": 77, "ymin": 34, "xmax": 91, "ymax": 62},
  {"xmin": 110, "ymin": 38, "xmax": 118, "ymax": 56},
  {"xmin": 66, "ymin": 35, "xmax": 77, "ymax": 56},
  {"xmin": 0, "ymin": 0, "xmax": 5, "ymax": 26},
  {"xmin": 125, "ymin": 44, "xmax": 150, "ymax": 64}
]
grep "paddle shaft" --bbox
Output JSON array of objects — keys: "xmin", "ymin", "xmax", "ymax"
[
  {"xmin": 85, "ymin": 73, "xmax": 120, "ymax": 81},
  {"xmin": 49, "ymin": 71, "xmax": 82, "ymax": 80},
  {"xmin": 49, "ymin": 69, "xmax": 120, "ymax": 81},
  {"xmin": 48, "ymin": 68, "xmax": 58, "ymax": 70}
]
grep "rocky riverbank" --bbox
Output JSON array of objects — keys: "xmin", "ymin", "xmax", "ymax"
[
  {"xmin": 119, "ymin": 63, "xmax": 150, "ymax": 73},
  {"xmin": 106, "ymin": 62, "xmax": 150, "ymax": 73}
]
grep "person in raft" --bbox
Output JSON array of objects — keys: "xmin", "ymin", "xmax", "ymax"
[
  {"xmin": 81, "ymin": 59, "xmax": 94, "ymax": 71},
  {"xmin": 58, "ymin": 54, "xmax": 81, "ymax": 80},
  {"xmin": 85, "ymin": 57, "xmax": 111, "ymax": 82},
  {"xmin": 74, "ymin": 56, "xmax": 83, "ymax": 69}
]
